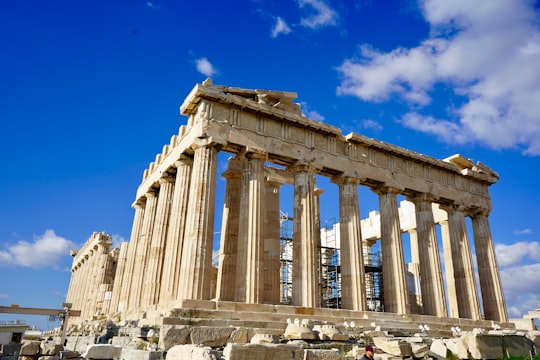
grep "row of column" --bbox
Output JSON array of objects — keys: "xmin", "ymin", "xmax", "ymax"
[{"xmin": 111, "ymin": 138, "xmax": 507, "ymax": 323}]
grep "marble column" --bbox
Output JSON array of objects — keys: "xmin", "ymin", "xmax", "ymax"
[
  {"xmin": 117, "ymin": 199, "xmax": 145, "ymax": 313},
  {"xmin": 235, "ymin": 151, "xmax": 266, "ymax": 303},
  {"xmin": 410, "ymin": 195, "xmax": 447, "ymax": 317},
  {"xmin": 314, "ymin": 188, "xmax": 324, "ymax": 306},
  {"xmin": 129, "ymin": 190, "xmax": 158, "ymax": 310},
  {"xmin": 375, "ymin": 186, "xmax": 409, "ymax": 314},
  {"xmin": 264, "ymin": 179, "xmax": 283, "ymax": 304},
  {"xmin": 470, "ymin": 209, "xmax": 508, "ymax": 322},
  {"xmin": 442, "ymin": 204, "xmax": 481, "ymax": 320},
  {"xmin": 109, "ymin": 242, "xmax": 128, "ymax": 313},
  {"xmin": 440, "ymin": 219, "xmax": 459, "ymax": 318},
  {"xmin": 335, "ymin": 176, "xmax": 367, "ymax": 311},
  {"xmin": 178, "ymin": 139, "xmax": 219, "ymax": 301},
  {"xmin": 216, "ymin": 157, "xmax": 243, "ymax": 301},
  {"xmin": 160, "ymin": 157, "xmax": 193, "ymax": 303},
  {"xmin": 291, "ymin": 164, "xmax": 319, "ymax": 308},
  {"xmin": 143, "ymin": 175, "xmax": 175, "ymax": 306}
]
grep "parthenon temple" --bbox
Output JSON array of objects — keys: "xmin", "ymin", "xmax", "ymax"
[{"xmin": 65, "ymin": 80, "xmax": 509, "ymax": 332}]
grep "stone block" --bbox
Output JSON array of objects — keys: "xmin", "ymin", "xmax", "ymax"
[
  {"xmin": 229, "ymin": 328, "xmax": 249, "ymax": 343},
  {"xmin": 20, "ymin": 340, "xmax": 41, "ymax": 356},
  {"xmin": 250, "ymin": 334, "xmax": 279, "ymax": 344},
  {"xmin": 119, "ymin": 348, "xmax": 163, "ymax": 360},
  {"xmin": 304, "ymin": 349, "xmax": 342, "ymax": 360},
  {"xmin": 159, "ymin": 325, "xmax": 191, "ymax": 351},
  {"xmin": 65, "ymin": 335, "xmax": 97, "ymax": 353},
  {"xmin": 428, "ymin": 338, "xmax": 447, "ymax": 359},
  {"xmin": 503, "ymin": 334, "xmax": 534, "ymax": 357},
  {"xmin": 223, "ymin": 343, "xmax": 304, "ymax": 360},
  {"xmin": 190, "ymin": 326, "xmax": 235, "ymax": 347},
  {"xmin": 59, "ymin": 350, "xmax": 82, "ymax": 359},
  {"xmin": 81, "ymin": 344, "xmax": 122, "ymax": 359},
  {"xmin": 165, "ymin": 344, "xmax": 220, "ymax": 360},
  {"xmin": 462, "ymin": 333, "xmax": 504, "ymax": 359},
  {"xmin": 444, "ymin": 338, "xmax": 468, "ymax": 359},
  {"xmin": 283, "ymin": 324, "xmax": 316, "ymax": 340},
  {"xmin": 372, "ymin": 338, "xmax": 412, "ymax": 357}
]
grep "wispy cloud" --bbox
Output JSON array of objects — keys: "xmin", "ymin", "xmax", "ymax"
[
  {"xmin": 0, "ymin": 230, "xmax": 75, "ymax": 269},
  {"xmin": 495, "ymin": 241, "xmax": 540, "ymax": 267},
  {"xmin": 300, "ymin": 101, "xmax": 325, "ymax": 121},
  {"xmin": 514, "ymin": 228, "xmax": 533, "ymax": 236},
  {"xmin": 195, "ymin": 57, "xmax": 218, "ymax": 77},
  {"xmin": 362, "ymin": 119, "xmax": 383, "ymax": 133},
  {"xmin": 0, "ymin": 293, "xmax": 9, "ymax": 299},
  {"xmin": 271, "ymin": 17, "xmax": 292, "ymax": 38},
  {"xmin": 337, "ymin": 0, "xmax": 540, "ymax": 155},
  {"xmin": 146, "ymin": 1, "xmax": 160, "ymax": 9},
  {"xmin": 298, "ymin": 0, "xmax": 338, "ymax": 29}
]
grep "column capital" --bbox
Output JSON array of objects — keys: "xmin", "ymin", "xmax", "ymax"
[
  {"xmin": 371, "ymin": 184, "xmax": 401, "ymax": 196},
  {"xmin": 466, "ymin": 206, "xmax": 491, "ymax": 217},
  {"xmin": 407, "ymin": 192, "xmax": 437, "ymax": 204},
  {"xmin": 439, "ymin": 202, "xmax": 467, "ymax": 213},
  {"xmin": 314, "ymin": 188, "xmax": 325, "ymax": 196},
  {"xmin": 159, "ymin": 175, "xmax": 175, "ymax": 185},
  {"xmin": 245, "ymin": 148, "xmax": 267, "ymax": 161},
  {"xmin": 174, "ymin": 155, "xmax": 193, "ymax": 168},
  {"xmin": 191, "ymin": 136, "xmax": 224, "ymax": 151},
  {"xmin": 331, "ymin": 174, "xmax": 361, "ymax": 186},
  {"xmin": 288, "ymin": 162, "xmax": 317, "ymax": 174}
]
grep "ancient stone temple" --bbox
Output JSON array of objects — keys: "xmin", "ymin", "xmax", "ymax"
[{"xmin": 65, "ymin": 79, "xmax": 509, "ymax": 332}]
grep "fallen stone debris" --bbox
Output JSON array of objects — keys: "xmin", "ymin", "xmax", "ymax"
[{"xmin": 1, "ymin": 320, "xmax": 539, "ymax": 360}]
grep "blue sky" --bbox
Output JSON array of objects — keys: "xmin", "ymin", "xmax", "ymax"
[{"xmin": 1, "ymin": 0, "xmax": 540, "ymax": 330}]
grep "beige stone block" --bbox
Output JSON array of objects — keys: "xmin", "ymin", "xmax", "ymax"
[
  {"xmin": 428, "ymin": 339, "xmax": 447, "ymax": 360},
  {"xmin": 81, "ymin": 344, "xmax": 122, "ymax": 359},
  {"xmin": 20, "ymin": 341, "xmax": 41, "ymax": 356},
  {"xmin": 119, "ymin": 348, "xmax": 163, "ymax": 360},
  {"xmin": 304, "ymin": 349, "xmax": 342, "ymax": 360},
  {"xmin": 283, "ymin": 324, "xmax": 317, "ymax": 340},
  {"xmin": 223, "ymin": 343, "xmax": 304, "ymax": 360},
  {"xmin": 179, "ymin": 299, "xmax": 216, "ymax": 310},
  {"xmin": 166, "ymin": 344, "xmax": 220, "ymax": 360},
  {"xmin": 443, "ymin": 338, "xmax": 468, "ymax": 359},
  {"xmin": 230, "ymin": 328, "xmax": 249, "ymax": 343},
  {"xmin": 372, "ymin": 338, "xmax": 412, "ymax": 357},
  {"xmin": 190, "ymin": 326, "xmax": 235, "ymax": 347},
  {"xmin": 159, "ymin": 325, "xmax": 191, "ymax": 351}
]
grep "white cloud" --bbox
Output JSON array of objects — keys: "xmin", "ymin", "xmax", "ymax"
[
  {"xmin": 298, "ymin": 0, "xmax": 338, "ymax": 29},
  {"xmin": 337, "ymin": 0, "xmax": 540, "ymax": 155},
  {"xmin": 514, "ymin": 228, "xmax": 533, "ymax": 236},
  {"xmin": 0, "ymin": 230, "xmax": 75, "ymax": 269},
  {"xmin": 111, "ymin": 233, "xmax": 128, "ymax": 249},
  {"xmin": 299, "ymin": 101, "xmax": 325, "ymax": 121},
  {"xmin": 0, "ymin": 293, "xmax": 9, "ymax": 299},
  {"xmin": 195, "ymin": 57, "xmax": 217, "ymax": 77},
  {"xmin": 362, "ymin": 119, "xmax": 383, "ymax": 133},
  {"xmin": 495, "ymin": 241, "xmax": 540, "ymax": 268},
  {"xmin": 271, "ymin": 17, "xmax": 292, "ymax": 38}
]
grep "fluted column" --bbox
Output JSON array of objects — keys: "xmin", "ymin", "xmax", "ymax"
[
  {"xmin": 235, "ymin": 151, "xmax": 266, "ymax": 303},
  {"xmin": 410, "ymin": 195, "xmax": 447, "ymax": 317},
  {"xmin": 117, "ymin": 199, "xmax": 145, "ymax": 313},
  {"xmin": 470, "ymin": 209, "xmax": 508, "ymax": 322},
  {"xmin": 374, "ymin": 186, "xmax": 409, "ymax": 314},
  {"xmin": 143, "ymin": 175, "xmax": 175, "ymax": 307},
  {"xmin": 109, "ymin": 242, "xmax": 128, "ymax": 313},
  {"xmin": 442, "ymin": 204, "xmax": 481, "ymax": 320},
  {"xmin": 160, "ymin": 157, "xmax": 193, "ymax": 303},
  {"xmin": 178, "ymin": 139, "xmax": 219, "ymax": 300},
  {"xmin": 128, "ymin": 190, "xmax": 158, "ymax": 310},
  {"xmin": 264, "ymin": 179, "xmax": 284, "ymax": 304},
  {"xmin": 440, "ymin": 219, "xmax": 458, "ymax": 318},
  {"xmin": 314, "ymin": 188, "xmax": 325, "ymax": 306},
  {"xmin": 291, "ymin": 164, "xmax": 319, "ymax": 308},
  {"xmin": 216, "ymin": 157, "xmax": 243, "ymax": 301},
  {"xmin": 335, "ymin": 176, "xmax": 366, "ymax": 311}
]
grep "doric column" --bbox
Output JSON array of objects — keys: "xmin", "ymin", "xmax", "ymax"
[
  {"xmin": 128, "ymin": 190, "xmax": 158, "ymax": 310},
  {"xmin": 374, "ymin": 186, "xmax": 409, "ymax": 314},
  {"xmin": 264, "ymin": 178, "xmax": 284, "ymax": 304},
  {"xmin": 235, "ymin": 150, "xmax": 266, "ymax": 303},
  {"xmin": 142, "ymin": 175, "xmax": 175, "ymax": 307},
  {"xmin": 109, "ymin": 242, "xmax": 128, "ymax": 313},
  {"xmin": 334, "ymin": 176, "xmax": 367, "ymax": 311},
  {"xmin": 410, "ymin": 195, "xmax": 447, "ymax": 317},
  {"xmin": 441, "ymin": 204, "xmax": 481, "ymax": 320},
  {"xmin": 178, "ymin": 139, "xmax": 219, "ymax": 300},
  {"xmin": 440, "ymin": 219, "xmax": 459, "ymax": 318},
  {"xmin": 314, "ymin": 188, "xmax": 325, "ymax": 306},
  {"xmin": 470, "ymin": 209, "xmax": 508, "ymax": 322},
  {"xmin": 216, "ymin": 157, "xmax": 243, "ymax": 301},
  {"xmin": 117, "ymin": 199, "xmax": 145, "ymax": 313},
  {"xmin": 290, "ymin": 163, "xmax": 319, "ymax": 308},
  {"xmin": 160, "ymin": 157, "xmax": 193, "ymax": 303}
]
